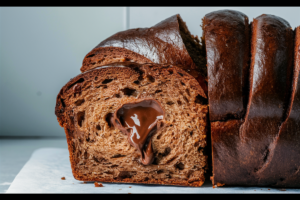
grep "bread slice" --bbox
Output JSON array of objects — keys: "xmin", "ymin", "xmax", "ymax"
[
  {"xmin": 202, "ymin": 9, "xmax": 251, "ymax": 186},
  {"xmin": 251, "ymin": 26, "xmax": 300, "ymax": 187},
  {"xmin": 80, "ymin": 14, "xmax": 207, "ymax": 94},
  {"xmin": 237, "ymin": 14, "xmax": 294, "ymax": 186},
  {"xmin": 55, "ymin": 62, "xmax": 208, "ymax": 186},
  {"xmin": 203, "ymin": 9, "xmax": 250, "ymax": 122}
]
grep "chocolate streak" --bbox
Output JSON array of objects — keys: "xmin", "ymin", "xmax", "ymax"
[{"xmin": 113, "ymin": 99, "xmax": 165, "ymax": 165}]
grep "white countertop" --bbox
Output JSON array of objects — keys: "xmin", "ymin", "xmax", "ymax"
[{"xmin": 0, "ymin": 138, "xmax": 67, "ymax": 193}]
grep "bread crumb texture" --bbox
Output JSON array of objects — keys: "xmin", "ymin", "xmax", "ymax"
[{"xmin": 56, "ymin": 64, "xmax": 208, "ymax": 187}]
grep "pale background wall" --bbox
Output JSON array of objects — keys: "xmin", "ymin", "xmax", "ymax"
[
  {"xmin": 0, "ymin": 7, "xmax": 124, "ymax": 137},
  {"xmin": 0, "ymin": 7, "xmax": 299, "ymax": 137}
]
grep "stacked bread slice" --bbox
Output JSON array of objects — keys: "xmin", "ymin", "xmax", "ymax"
[{"xmin": 55, "ymin": 10, "xmax": 300, "ymax": 187}]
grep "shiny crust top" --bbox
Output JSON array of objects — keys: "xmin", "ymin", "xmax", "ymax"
[
  {"xmin": 96, "ymin": 14, "xmax": 196, "ymax": 69},
  {"xmin": 246, "ymin": 14, "xmax": 293, "ymax": 121},
  {"xmin": 203, "ymin": 10, "xmax": 250, "ymax": 122},
  {"xmin": 80, "ymin": 14, "xmax": 207, "ymax": 91},
  {"xmin": 81, "ymin": 14, "xmax": 208, "ymax": 96}
]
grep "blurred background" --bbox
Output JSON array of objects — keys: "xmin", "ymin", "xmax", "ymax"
[
  {"xmin": 0, "ymin": 6, "xmax": 300, "ymax": 193},
  {"xmin": 1, "ymin": 7, "xmax": 300, "ymax": 137}
]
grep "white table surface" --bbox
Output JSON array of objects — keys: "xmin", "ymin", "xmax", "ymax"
[{"xmin": 0, "ymin": 138, "xmax": 67, "ymax": 193}]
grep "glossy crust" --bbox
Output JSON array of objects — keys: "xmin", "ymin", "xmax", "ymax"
[
  {"xmin": 252, "ymin": 26, "xmax": 300, "ymax": 187},
  {"xmin": 81, "ymin": 15, "xmax": 207, "ymax": 96},
  {"xmin": 203, "ymin": 9, "xmax": 251, "ymax": 186},
  {"xmin": 239, "ymin": 14, "xmax": 294, "ymax": 186},
  {"xmin": 212, "ymin": 14, "xmax": 295, "ymax": 187},
  {"xmin": 203, "ymin": 9, "xmax": 250, "ymax": 122}
]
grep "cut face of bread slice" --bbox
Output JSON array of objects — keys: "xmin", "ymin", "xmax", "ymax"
[
  {"xmin": 55, "ymin": 62, "xmax": 208, "ymax": 186},
  {"xmin": 81, "ymin": 14, "xmax": 207, "ymax": 95}
]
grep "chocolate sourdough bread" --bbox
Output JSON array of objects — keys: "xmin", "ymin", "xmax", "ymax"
[
  {"xmin": 55, "ymin": 62, "xmax": 208, "ymax": 186},
  {"xmin": 81, "ymin": 14, "xmax": 208, "ymax": 94},
  {"xmin": 55, "ymin": 10, "xmax": 300, "ymax": 188}
]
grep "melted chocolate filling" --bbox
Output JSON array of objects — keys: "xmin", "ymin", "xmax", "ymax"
[{"xmin": 113, "ymin": 99, "xmax": 164, "ymax": 165}]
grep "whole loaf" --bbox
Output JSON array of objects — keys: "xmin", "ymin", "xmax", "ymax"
[{"xmin": 55, "ymin": 10, "xmax": 300, "ymax": 188}]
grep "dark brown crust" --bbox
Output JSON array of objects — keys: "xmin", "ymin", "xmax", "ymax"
[
  {"xmin": 203, "ymin": 9, "xmax": 251, "ymax": 186},
  {"xmin": 250, "ymin": 26, "xmax": 300, "ymax": 187},
  {"xmin": 238, "ymin": 14, "xmax": 294, "ymax": 185},
  {"xmin": 55, "ymin": 62, "xmax": 207, "ymax": 187},
  {"xmin": 212, "ymin": 14, "xmax": 295, "ymax": 187},
  {"xmin": 204, "ymin": 9, "xmax": 250, "ymax": 122},
  {"xmin": 80, "ymin": 15, "xmax": 207, "ymax": 97},
  {"xmin": 210, "ymin": 120, "xmax": 244, "ymax": 186},
  {"xmin": 82, "ymin": 14, "xmax": 197, "ymax": 71}
]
